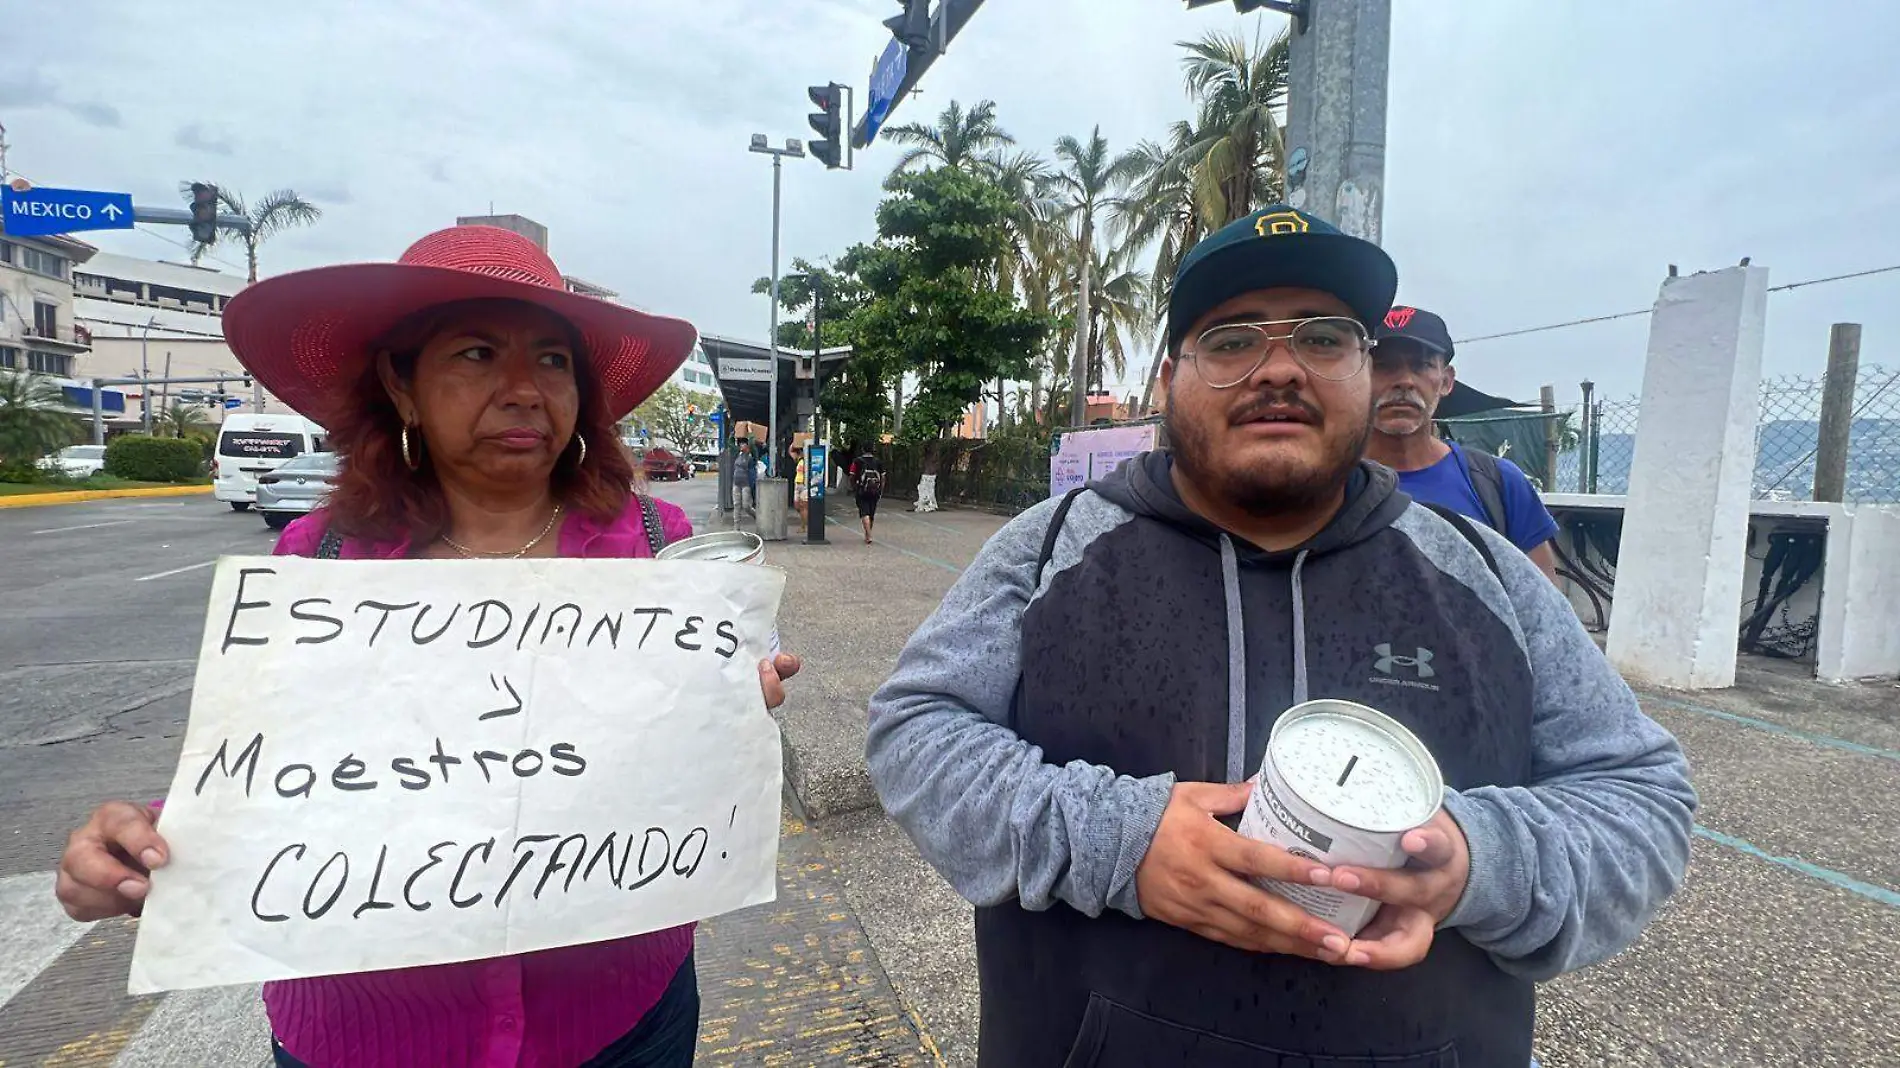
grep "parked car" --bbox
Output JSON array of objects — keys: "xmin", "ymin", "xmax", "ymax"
[
  {"xmin": 256, "ymin": 452, "xmax": 339, "ymax": 530},
  {"xmin": 38, "ymin": 444, "xmax": 107, "ymax": 479},
  {"xmin": 641, "ymin": 445, "xmax": 692, "ymax": 481},
  {"xmin": 691, "ymin": 448, "xmax": 719, "ymax": 473}
]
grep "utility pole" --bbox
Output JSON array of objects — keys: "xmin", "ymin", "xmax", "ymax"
[
  {"xmin": 749, "ymin": 135, "xmax": 805, "ymax": 477},
  {"xmin": 1813, "ymin": 323, "xmax": 1862, "ymax": 503},
  {"xmin": 1282, "ymin": 0, "xmax": 1392, "ymax": 243}
]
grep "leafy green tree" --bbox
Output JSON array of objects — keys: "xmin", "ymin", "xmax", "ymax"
[
  {"xmin": 0, "ymin": 371, "xmax": 79, "ymax": 467},
  {"xmin": 632, "ymin": 383, "xmax": 718, "ymax": 453},
  {"xmin": 853, "ymin": 167, "xmax": 1051, "ymax": 450}
]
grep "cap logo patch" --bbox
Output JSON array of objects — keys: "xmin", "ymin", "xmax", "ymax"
[
  {"xmin": 1254, "ymin": 210, "xmax": 1310, "ymax": 237},
  {"xmin": 1385, "ymin": 306, "xmax": 1418, "ymax": 329}
]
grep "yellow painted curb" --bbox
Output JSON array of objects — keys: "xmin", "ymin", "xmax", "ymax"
[{"xmin": 0, "ymin": 485, "xmax": 214, "ymax": 508}]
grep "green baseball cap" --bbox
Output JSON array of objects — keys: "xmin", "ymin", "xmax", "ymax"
[{"xmin": 1167, "ymin": 205, "xmax": 1399, "ymax": 353}]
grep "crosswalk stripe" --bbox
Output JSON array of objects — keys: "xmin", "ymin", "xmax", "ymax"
[{"xmin": 0, "ymin": 871, "xmax": 93, "ymax": 1011}]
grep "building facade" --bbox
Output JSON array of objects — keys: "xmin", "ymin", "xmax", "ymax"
[{"xmin": 72, "ymin": 251, "xmax": 278, "ymax": 428}]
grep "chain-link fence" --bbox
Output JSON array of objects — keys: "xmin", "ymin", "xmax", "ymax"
[{"xmin": 1554, "ymin": 364, "xmax": 1900, "ymax": 502}]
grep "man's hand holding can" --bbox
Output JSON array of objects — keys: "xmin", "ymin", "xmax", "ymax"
[{"xmin": 1327, "ymin": 810, "xmax": 1472, "ymax": 969}]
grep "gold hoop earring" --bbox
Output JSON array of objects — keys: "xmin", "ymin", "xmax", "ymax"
[
  {"xmin": 400, "ymin": 424, "xmax": 420, "ymax": 471},
  {"xmin": 575, "ymin": 435, "xmax": 588, "ymax": 467}
]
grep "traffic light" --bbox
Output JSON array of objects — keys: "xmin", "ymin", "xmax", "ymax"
[
  {"xmin": 188, "ymin": 183, "xmax": 219, "ymax": 244},
  {"xmin": 807, "ymin": 84, "xmax": 844, "ymax": 169},
  {"xmin": 885, "ymin": 0, "xmax": 931, "ymax": 49}
]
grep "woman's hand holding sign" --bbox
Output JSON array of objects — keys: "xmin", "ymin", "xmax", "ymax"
[
  {"xmin": 761, "ymin": 653, "xmax": 801, "ymax": 710},
  {"xmin": 57, "ymin": 801, "xmax": 169, "ymax": 922}
]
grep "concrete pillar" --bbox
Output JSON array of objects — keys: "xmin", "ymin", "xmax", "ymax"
[
  {"xmin": 1606, "ymin": 266, "xmax": 1770, "ymax": 690},
  {"xmin": 1824, "ymin": 506, "xmax": 1900, "ymax": 681},
  {"xmin": 757, "ymin": 477, "xmax": 789, "ymax": 542}
]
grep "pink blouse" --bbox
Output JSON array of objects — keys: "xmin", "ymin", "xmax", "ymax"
[{"xmin": 263, "ymin": 496, "xmax": 699, "ymax": 1067}]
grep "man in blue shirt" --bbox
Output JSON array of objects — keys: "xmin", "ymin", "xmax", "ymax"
[{"xmin": 1367, "ymin": 306, "xmax": 1561, "ymax": 582}]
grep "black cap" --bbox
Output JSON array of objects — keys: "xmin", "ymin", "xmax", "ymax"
[
  {"xmin": 1167, "ymin": 205, "xmax": 1398, "ymax": 353},
  {"xmin": 1376, "ymin": 306, "xmax": 1455, "ymax": 361}
]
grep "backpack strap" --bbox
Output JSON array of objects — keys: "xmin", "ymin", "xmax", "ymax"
[
  {"xmin": 1423, "ymin": 502, "xmax": 1501, "ymax": 582},
  {"xmin": 1458, "ymin": 445, "xmax": 1510, "ymax": 535},
  {"xmin": 316, "ymin": 526, "xmax": 344, "ymax": 560},
  {"xmin": 637, "ymin": 493, "xmax": 668, "ymax": 556},
  {"xmin": 1033, "ymin": 488, "xmax": 1087, "ymax": 588}
]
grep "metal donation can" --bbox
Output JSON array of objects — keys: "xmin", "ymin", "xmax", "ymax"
[
  {"xmin": 656, "ymin": 531, "xmax": 780, "ymax": 657},
  {"xmin": 1237, "ymin": 699, "xmax": 1444, "ymax": 935}
]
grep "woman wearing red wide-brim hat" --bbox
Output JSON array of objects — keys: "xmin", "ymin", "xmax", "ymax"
[{"xmin": 53, "ymin": 225, "xmax": 800, "ymax": 1068}]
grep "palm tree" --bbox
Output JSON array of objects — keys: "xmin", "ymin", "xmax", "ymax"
[
  {"xmin": 882, "ymin": 99, "xmax": 1016, "ymax": 174},
  {"xmin": 1047, "ymin": 127, "xmax": 1145, "ymax": 427},
  {"xmin": 1045, "ymin": 233, "xmax": 1151, "ymax": 393},
  {"xmin": 1174, "ymin": 27, "xmax": 1292, "ymax": 227},
  {"xmin": 0, "ymin": 371, "xmax": 79, "ymax": 466},
  {"xmin": 181, "ymin": 184, "xmax": 323, "ymax": 283},
  {"xmin": 157, "ymin": 401, "xmax": 212, "ymax": 440},
  {"xmin": 1113, "ymin": 128, "xmax": 1208, "ymax": 413}
]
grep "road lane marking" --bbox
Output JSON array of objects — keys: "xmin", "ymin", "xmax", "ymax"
[
  {"xmin": 1647, "ymin": 695, "xmax": 1900, "ymax": 763},
  {"xmin": 1695, "ymin": 825, "xmax": 1900, "ymax": 909},
  {"xmin": 29, "ymin": 520, "xmax": 134, "ymax": 535},
  {"xmin": 134, "ymin": 560, "xmax": 216, "ymax": 582}
]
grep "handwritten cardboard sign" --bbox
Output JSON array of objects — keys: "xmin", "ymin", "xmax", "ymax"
[{"xmin": 128, "ymin": 556, "xmax": 787, "ymax": 994}]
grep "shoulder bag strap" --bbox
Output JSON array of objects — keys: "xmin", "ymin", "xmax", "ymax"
[
  {"xmin": 316, "ymin": 526, "xmax": 344, "ymax": 560},
  {"xmin": 637, "ymin": 494, "xmax": 668, "ymax": 556}
]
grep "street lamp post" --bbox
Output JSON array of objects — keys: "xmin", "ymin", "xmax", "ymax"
[{"xmin": 749, "ymin": 134, "xmax": 805, "ymax": 477}]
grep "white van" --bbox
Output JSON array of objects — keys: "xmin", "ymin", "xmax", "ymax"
[{"xmin": 214, "ymin": 413, "xmax": 327, "ymax": 511}]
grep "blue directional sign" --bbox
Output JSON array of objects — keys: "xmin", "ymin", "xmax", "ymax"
[
  {"xmin": 863, "ymin": 38, "xmax": 909, "ymax": 143},
  {"xmin": 224, "ymin": 396, "xmax": 244, "ymax": 410},
  {"xmin": 1, "ymin": 185, "xmax": 135, "ymax": 238}
]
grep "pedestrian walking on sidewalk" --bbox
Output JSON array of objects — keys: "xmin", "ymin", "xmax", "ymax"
[
  {"xmin": 791, "ymin": 443, "xmax": 810, "ymax": 528},
  {"xmin": 849, "ymin": 445, "xmax": 884, "ymax": 544},
  {"xmin": 734, "ymin": 435, "xmax": 758, "ymax": 511},
  {"xmin": 1365, "ymin": 305, "xmax": 1561, "ymax": 582},
  {"xmin": 52, "ymin": 224, "xmax": 801, "ymax": 1068},
  {"xmin": 866, "ymin": 206, "xmax": 1694, "ymax": 1068}
]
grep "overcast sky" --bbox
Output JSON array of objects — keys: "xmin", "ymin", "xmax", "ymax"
[{"xmin": 7, "ymin": 1, "xmax": 1898, "ymax": 406}]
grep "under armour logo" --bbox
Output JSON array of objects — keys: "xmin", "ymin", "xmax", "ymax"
[{"xmin": 1373, "ymin": 643, "xmax": 1435, "ymax": 678}]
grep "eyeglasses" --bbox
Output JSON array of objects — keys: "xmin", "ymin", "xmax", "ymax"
[{"xmin": 1185, "ymin": 317, "xmax": 1375, "ymax": 388}]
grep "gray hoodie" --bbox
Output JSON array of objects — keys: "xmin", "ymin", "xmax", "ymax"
[{"xmin": 866, "ymin": 451, "xmax": 1695, "ymax": 1067}]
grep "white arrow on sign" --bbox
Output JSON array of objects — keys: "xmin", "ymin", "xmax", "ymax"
[{"xmin": 101, "ymin": 203, "xmax": 124, "ymax": 221}]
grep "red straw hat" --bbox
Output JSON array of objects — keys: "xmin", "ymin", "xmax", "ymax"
[{"xmin": 222, "ymin": 225, "xmax": 698, "ymax": 424}]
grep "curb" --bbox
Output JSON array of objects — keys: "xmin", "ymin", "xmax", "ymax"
[
  {"xmin": 0, "ymin": 485, "xmax": 214, "ymax": 509},
  {"xmin": 781, "ymin": 720, "xmax": 881, "ymax": 823}
]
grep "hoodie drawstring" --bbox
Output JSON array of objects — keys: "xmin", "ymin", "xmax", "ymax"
[
  {"xmin": 1289, "ymin": 550, "xmax": 1311, "ymax": 707},
  {"xmin": 1219, "ymin": 536, "xmax": 1246, "ymax": 783},
  {"xmin": 1219, "ymin": 541, "xmax": 1313, "ymax": 783}
]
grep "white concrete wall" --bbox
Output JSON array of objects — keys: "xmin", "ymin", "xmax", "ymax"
[
  {"xmin": 1827, "ymin": 506, "xmax": 1900, "ymax": 681},
  {"xmin": 1606, "ymin": 267, "xmax": 1770, "ymax": 690}
]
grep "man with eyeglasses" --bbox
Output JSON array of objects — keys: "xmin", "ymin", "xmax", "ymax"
[
  {"xmin": 1368, "ymin": 307, "xmax": 1562, "ymax": 582},
  {"xmin": 867, "ymin": 205, "xmax": 1693, "ymax": 1068}
]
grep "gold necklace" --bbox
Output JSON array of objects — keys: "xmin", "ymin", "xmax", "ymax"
[{"xmin": 439, "ymin": 504, "xmax": 565, "ymax": 559}]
